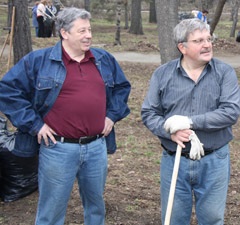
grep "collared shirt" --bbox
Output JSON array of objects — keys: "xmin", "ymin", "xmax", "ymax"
[
  {"xmin": 141, "ymin": 57, "xmax": 240, "ymax": 152},
  {"xmin": 44, "ymin": 47, "xmax": 106, "ymax": 138}
]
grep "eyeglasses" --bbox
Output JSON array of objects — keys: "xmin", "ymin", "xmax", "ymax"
[{"xmin": 187, "ymin": 36, "xmax": 214, "ymax": 45}]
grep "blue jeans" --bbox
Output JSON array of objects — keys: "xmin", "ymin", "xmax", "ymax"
[
  {"xmin": 35, "ymin": 27, "xmax": 39, "ymax": 37},
  {"xmin": 160, "ymin": 144, "xmax": 230, "ymax": 225},
  {"xmin": 35, "ymin": 137, "xmax": 108, "ymax": 225}
]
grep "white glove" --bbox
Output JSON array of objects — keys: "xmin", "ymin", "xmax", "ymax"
[
  {"xmin": 189, "ymin": 131, "xmax": 204, "ymax": 160},
  {"xmin": 164, "ymin": 115, "xmax": 191, "ymax": 134}
]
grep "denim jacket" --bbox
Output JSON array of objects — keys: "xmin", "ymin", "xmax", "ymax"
[{"xmin": 0, "ymin": 41, "xmax": 131, "ymax": 157}]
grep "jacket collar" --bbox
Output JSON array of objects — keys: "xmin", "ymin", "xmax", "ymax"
[{"xmin": 49, "ymin": 40, "xmax": 63, "ymax": 62}]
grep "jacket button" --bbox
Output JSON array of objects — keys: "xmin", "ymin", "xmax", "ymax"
[
  {"xmin": 33, "ymin": 130, "xmax": 37, "ymax": 134},
  {"xmin": 56, "ymin": 84, "xmax": 59, "ymax": 87},
  {"xmin": 45, "ymin": 104, "xmax": 48, "ymax": 108}
]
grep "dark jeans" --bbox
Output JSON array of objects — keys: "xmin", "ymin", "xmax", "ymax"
[{"xmin": 37, "ymin": 16, "xmax": 45, "ymax": 38}]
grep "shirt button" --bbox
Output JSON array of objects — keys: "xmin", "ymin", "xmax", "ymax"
[
  {"xmin": 45, "ymin": 104, "xmax": 49, "ymax": 108},
  {"xmin": 55, "ymin": 84, "xmax": 59, "ymax": 88}
]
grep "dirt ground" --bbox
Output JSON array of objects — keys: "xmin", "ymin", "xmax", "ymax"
[{"xmin": 0, "ymin": 22, "xmax": 240, "ymax": 225}]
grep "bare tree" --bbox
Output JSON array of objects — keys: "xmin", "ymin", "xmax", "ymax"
[
  {"xmin": 69, "ymin": 0, "xmax": 84, "ymax": 7},
  {"xmin": 129, "ymin": 0, "xmax": 143, "ymax": 34},
  {"xmin": 230, "ymin": 0, "xmax": 239, "ymax": 37},
  {"xmin": 8, "ymin": 0, "xmax": 32, "ymax": 65},
  {"xmin": 114, "ymin": 0, "xmax": 122, "ymax": 45},
  {"xmin": 193, "ymin": 0, "xmax": 214, "ymax": 11},
  {"xmin": 155, "ymin": 0, "xmax": 180, "ymax": 64},
  {"xmin": 123, "ymin": 0, "xmax": 129, "ymax": 29},
  {"xmin": 149, "ymin": 0, "xmax": 157, "ymax": 23},
  {"xmin": 230, "ymin": 0, "xmax": 235, "ymax": 21},
  {"xmin": 84, "ymin": 0, "xmax": 91, "ymax": 12},
  {"xmin": 210, "ymin": 0, "xmax": 227, "ymax": 35}
]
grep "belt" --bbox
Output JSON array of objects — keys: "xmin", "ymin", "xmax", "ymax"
[
  {"xmin": 164, "ymin": 148, "xmax": 214, "ymax": 159},
  {"xmin": 54, "ymin": 134, "xmax": 104, "ymax": 145}
]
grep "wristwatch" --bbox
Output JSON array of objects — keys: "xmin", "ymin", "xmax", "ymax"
[{"xmin": 189, "ymin": 117, "xmax": 193, "ymax": 129}]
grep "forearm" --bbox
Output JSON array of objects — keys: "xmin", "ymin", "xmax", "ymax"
[
  {"xmin": 192, "ymin": 102, "xmax": 240, "ymax": 132},
  {"xmin": 141, "ymin": 108, "xmax": 170, "ymax": 139}
]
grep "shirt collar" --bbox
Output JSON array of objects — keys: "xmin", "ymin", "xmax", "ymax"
[
  {"xmin": 62, "ymin": 46, "xmax": 95, "ymax": 65},
  {"xmin": 177, "ymin": 55, "xmax": 213, "ymax": 70}
]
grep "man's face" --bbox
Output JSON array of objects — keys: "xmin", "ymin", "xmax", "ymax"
[
  {"xmin": 203, "ymin": 12, "xmax": 208, "ymax": 17},
  {"xmin": 183, "ymin": 29, "xmax": 213, "ymax": 64},
  {"xmin": 62, "ymin": 18, "xmax": 92, "ymax": 54}
]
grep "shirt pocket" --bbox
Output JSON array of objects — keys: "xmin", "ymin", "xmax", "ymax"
[{"xmin": 201, "ymin": 87, "xmax": 220, "ymax": 111}]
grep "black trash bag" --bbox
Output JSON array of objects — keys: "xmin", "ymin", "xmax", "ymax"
[
  {"xmin": 0, "ymin": 116, "xmax": 38, "ymax": 202},
  {"xmin": 236, "ymin": 31, "xmax": 240, "ymax": 42},
  {"xmin": 0, "ymin": 116, "xmax": 15, "ymax": 152}
]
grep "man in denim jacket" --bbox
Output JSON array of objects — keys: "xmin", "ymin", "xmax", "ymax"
[{"xmin": 0, "ymin": 7, "xmax": 131, "ymax": 225}]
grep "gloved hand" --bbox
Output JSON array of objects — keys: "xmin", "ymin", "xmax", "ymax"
[
  {"xmin": 189, "ymin": 131, "xmax": 204, "ymax": 160},
  {"xmin": 164, "ymin": 115, "xmax": 191, "ymax": 134}
]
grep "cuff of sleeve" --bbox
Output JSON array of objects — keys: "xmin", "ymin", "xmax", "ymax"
[
  {"xmin": 29, "ymin": 118, "xmax": 44, "ymax": 136},
  {"xmin": 191, "ymin": 115, "xmax": 205, "ymax": 130},
  {"xmin": 188, "ymin": 117, "xmax": 193, "ymax": 129}
]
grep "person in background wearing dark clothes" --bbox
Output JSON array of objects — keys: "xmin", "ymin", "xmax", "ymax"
[
  {"xmin": 32, "ymin": 1, "xmax": 39, "ymax": 37},
  {"xmin": 45, "ymin": 1, "xmax": 57, "ymax": 37},
  {"xmin": 37, "ymin": 0, "xmax": 47, "ymax": 37},
  {"xmin": 0, "ymin": 7, "xmax": 131, "ymax": 225}
]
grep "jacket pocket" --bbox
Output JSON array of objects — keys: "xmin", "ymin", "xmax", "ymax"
[
  {"xmin": 35, "ymin": 77, "xmax": 54, "ymax": 107},
  {"xmin": 12, "ymin": 131, "xmax": 39, "ymax": 157}
]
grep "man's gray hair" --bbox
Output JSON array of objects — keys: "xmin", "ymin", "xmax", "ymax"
[
  {"xmin": 173, "ymin": 18, "xmax": 210, "ymax": 45},
  {"xmin": 56, "ymin": 7, "xmax": 91, "ymax": 39}
]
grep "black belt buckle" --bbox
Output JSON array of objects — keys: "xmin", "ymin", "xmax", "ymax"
[{"xmin": 79, "ymin": 136, "xmax": 90, "ymax": 145}]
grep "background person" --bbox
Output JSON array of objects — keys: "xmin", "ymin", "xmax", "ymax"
[
  {"xmin": 141, "ymin": 18, "xmax": 240, "ymax": 225},
  {"xmin": 45, "ymin": 1, "xmax": 57, "ymax": 37},
  {"xmin": 197, "ymin": 9, "xmax": 208, "ymax": 23},
  {"xmin": 0, "ymin": 7, "xmax": 131, "ymax": 225},
  {"xmin": 32, "ymin": 1, "xmax": 39, "ymax": 37},
  {"xmin": 53, "ymin": 0, "xmax": 61, "ymax": 14},
  {"xmin": 37, "ymin": 0, "xmax": 47, "ymax": 37}
]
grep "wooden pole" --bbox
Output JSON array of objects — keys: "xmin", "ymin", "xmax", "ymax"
[
  {"xmin": 7, "ymin": 6, "xmax": 15, "ymax": 71},
  {"xmin": 0, "ymin": 33, "xmax": 10, "ymax": 60},
  {"xmin": 164, "ymin": 145, "xmax": 182, "ymax": 225}
]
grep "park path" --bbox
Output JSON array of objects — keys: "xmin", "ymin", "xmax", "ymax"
[
  {"xmin": 111, "ymin": 52, "xmax": 240, "ymax": 68},
  {"xmin": 1, "ymin": 44, "xmax": 239, "ymax": 68}
]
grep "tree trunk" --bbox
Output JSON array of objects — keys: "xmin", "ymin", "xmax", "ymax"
[
  {"xmin": 129, "ymin": 0, "xmax": 143, "ymax": 35},
  {"xmin": 114, "ymin": 0, "xmax": 122, "ymax": 45},
  {"xmin": 230, "ymin": 0, "xmax": 239, "ymax": 37},
  {"xmin": 155, "ymin": 0, "xmax": 180, "ymax": 64},
  {"xmin": 230, "ymin": 0, "xmax": 235, "ymax": 21},
  {"xmin": 8, "ymin": 0, "xmax": 32, "ymax": 65},
  {"xmin": 124, "ymin": 0, "xmax": 129, "ymax": 29},
  {"xmin": 84, "ymin": 0, "xmax": 91, "ymax": 12},
  {"xmin": 193, "ymin": 0, "xmax": 213, "ymax": 11},
  {"xmin": 210, "ymin": 0, "xmax": 227, "ymax": 35},
  {"xmin": 149, "ymin": 0, "xmax": 157, "ymax": 23}
]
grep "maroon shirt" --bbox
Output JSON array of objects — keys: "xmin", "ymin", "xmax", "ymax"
[{"xmin": 44, "ymin": 47, "xmax": 106, "ymax": 138}]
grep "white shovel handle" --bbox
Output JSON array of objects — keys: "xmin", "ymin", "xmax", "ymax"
[{"xmin": 164, "ymin": 145, "xmax": 182, "ymax": 225}]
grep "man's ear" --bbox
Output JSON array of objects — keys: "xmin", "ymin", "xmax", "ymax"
[
  {"xmin": 178, "ymin": 43, "xmax": 186, "ymax": 55},
  {"xmin": 60, "ymin": 28, "xmax": 68, "ymax": 40}
]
